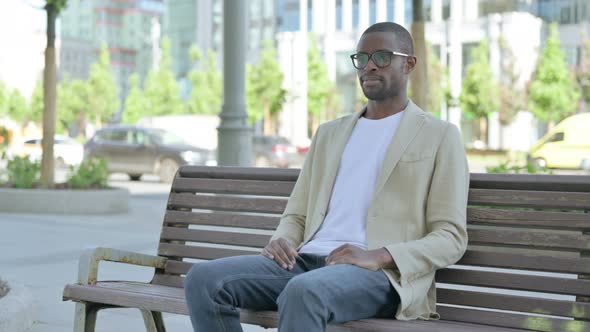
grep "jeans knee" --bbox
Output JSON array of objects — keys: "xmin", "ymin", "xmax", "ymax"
[
  {"xmin": 184, "ymin": 262, "xmax": 219, "ymax": 299},
  {"xmin": 278, "ymin": 276, "xmax": 324, "ymax": 308}
]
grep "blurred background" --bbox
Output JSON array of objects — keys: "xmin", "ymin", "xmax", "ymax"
[{"xmin": 1, "ymin": 0, "xmax": 589, "ymax": 182}]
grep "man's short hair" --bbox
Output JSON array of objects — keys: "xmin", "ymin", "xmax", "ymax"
[{"xmin": 361, "ymin": 22, "xmax": 414, "ymax": 55}]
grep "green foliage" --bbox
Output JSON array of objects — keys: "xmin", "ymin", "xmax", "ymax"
[
  {"xmin": 460, "ymin": 40, "xmax": 499, "ymax": 120},
  {"xmin": 67, "ymin": 157, "xmax": 109, "ymax": 189},
  {"xmin": 30, "ymin": 80, "xmax": 44, "ymax": 124},
  {"xmin": 188, "ymin": 47, "xmax": 222, "ymax": 115},
  {"xmin": 5, "ymin": 89, "xmax": 29, "ymax": 123},
  {"xmin": 88, "ymin": 44, "xmax": 120, "ymax": 124},
  {"xmin": 144, "ymin": 37, "xmax": 184, "ymax": 116},
  {"xmin": 0, "ymin": 81, "xmax": 8, "ymax": 115},
  {"xmin": 58, "ymin": 75, "xmax": 90, "ymax": 135},
  {"xmin": 246, "ymin": 41, "xmax": 287, "ymax": 125},
  {"xmin": 122, "ymin": 74, "xmax": 146, "ymax": 124},
  {"xmin": 529, "ymin": 24, "xmax": 580, "ymax": 124},
  {"xmin": 0, "ymin": 127, "xmax": 10, "ymax": 157},
  {"xmin": 46, "ymin": 0, "xmax": 68, "ymax": 12},
  {"xmin": 307, "ymin": 34, "xmax": 337, "ymax": 122},
  {"xmin": 486, "ymin": 161, "xmax": 552, "ymax": 174},
  {"xmin": 6, "ymin": 156, "xmax": 41, "ymax": 189}
]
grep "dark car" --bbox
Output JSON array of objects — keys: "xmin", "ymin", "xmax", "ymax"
[
  {"xmin": 252, "ymin": 135, "xmax": 306, "ymax": 168},
  {"xmin": 85, "ymin": 126, "xmax": 214, "ymax": 182}
]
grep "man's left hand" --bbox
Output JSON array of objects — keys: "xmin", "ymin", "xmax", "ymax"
[{"xmin": 325, "ymin": 244, "xmax": 394, "ymax": 271}]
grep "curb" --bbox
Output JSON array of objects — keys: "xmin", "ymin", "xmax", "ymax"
[{"xmin": 0, "ymin": 281, "xmax": 35, "ymax": 332}]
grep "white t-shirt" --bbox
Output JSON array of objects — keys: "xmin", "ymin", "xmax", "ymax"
[{"xmin": 299, "ymin": 111, "xmax": 404, "ymax": 256}]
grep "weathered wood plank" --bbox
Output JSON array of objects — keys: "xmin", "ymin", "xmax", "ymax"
[
  {"xmin": 468, "ymin": 228, "xmax": 589, "ymax": 251},
  {"xmin": 158, "ymin": 243, "xmax": 259, "ymax": 261},
  {"xmin": 160, "ymin": 227, "xmax": 270, "ymax": 248},
  {"xmin": 458, "ymin": 250, "xmax": 590, "ymax": 274},
  {"xmin": 164, "ymin": 210, "xmax": 280, "ymax": 230},
  {"xmin": 468, "ymin": 189, "xmax": 590, "ymax": 210},
  {"xmin": 436, "ymin": 268, "xmax": 590, "ymax": 297},
  {"xmin": 437, "ymin": 288, "xmax": 590, "ymax": 319},
  {"xmin": 167, "ymin": 193, "xmax": 287, "ymax": 214},
  {"xmin": 469, "ymin": 173, "xmax": 590, "ymax": 193},
  {"xmin": 177, "ymin": 166, "xmax": 300, "ymax": 182},
  {"xmin": 468, "ymin": 208, "xmax": 590, "ymax": 231},
  {"xmin": 172, "ymin": 177, "xmax": 295, "ymax": 196}
]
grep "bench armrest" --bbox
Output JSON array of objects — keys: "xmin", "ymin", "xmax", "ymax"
[{"xmin": 77, "ymin": 247, "xmax": 167, "ymax": 285}]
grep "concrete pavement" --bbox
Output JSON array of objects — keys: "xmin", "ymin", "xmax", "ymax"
[{"xmin": 0, "ymin": 175, "xmax": 271, "ymax": 332}]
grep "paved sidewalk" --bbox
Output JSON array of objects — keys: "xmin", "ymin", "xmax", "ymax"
[{"xmin": 0, "ymin": 179, "xmax": 272, "ymax": 332}]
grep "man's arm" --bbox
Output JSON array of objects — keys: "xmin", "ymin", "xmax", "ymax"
[{"xmin": 384, "ymin": 123, "xmax": 469, "ymax": 282}]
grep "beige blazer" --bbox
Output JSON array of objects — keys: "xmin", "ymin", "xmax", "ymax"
[{"xmin": 270, "ymin": 100, "xmax": 469, "ymax": 320}]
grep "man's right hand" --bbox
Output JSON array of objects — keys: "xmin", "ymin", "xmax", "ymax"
[{"xmin": 261, "ymin": 238, "xmax": 298, "ymax": 270}]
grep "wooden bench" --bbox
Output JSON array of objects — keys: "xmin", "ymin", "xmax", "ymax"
[{"xmin": 63, "ymin": 166, "xmax": 590, "ymax": 332}]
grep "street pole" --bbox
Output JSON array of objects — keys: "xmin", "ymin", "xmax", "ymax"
[{"xmin": 217, "ymin": 0, "xmax": 252, "ymax": 166}]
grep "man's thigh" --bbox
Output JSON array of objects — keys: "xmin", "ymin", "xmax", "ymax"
[
  {"xmin": 283, "ymin": 264, "xmax": 399, "ymax": 322},
  {"xmin": 187, "ymin": 254, "xmax": 310, "ymax": 310}
]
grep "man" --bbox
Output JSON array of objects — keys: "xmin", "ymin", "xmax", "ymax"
[{"xmin": 184, "ymin": 22, "xmax": 469, "ymax": 331}]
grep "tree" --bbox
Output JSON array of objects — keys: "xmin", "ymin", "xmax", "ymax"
[
  {"xmin": 529, "ymin": 24, "xmax": 580, "ymax": 127},
  {"xmin": 0, "ymin": 81, "xmax": 7, "ymax": 116},
  {"xmin": 88, "ymin": 44, "xmax": 120, "ymax": 125},
  {"xmin": 498, "ymin": 38, "xmax": 525, "ymax": 127},
  {"xmin": 122, "ymin": 74, "xmax": 146, "ymax": 124},
  {"xmin": 576, "ymin": 34, "xmax": 590, "ymax": 112},
  {"xmin": 411, "ymin": 0, "xmax": 428, "ymax": 110},
  {"xmin": 460, "ymin": 40, "xmax": 499, "ymax": 145},
  {"xmin": 426, "ymin": 45, "xmax": 449, "ymax": 118},
  {"xmin": 5, "ymin": 89, "xmax": 28, "ymax": 123},
  {"xmin": 30, "ymin": 80, "xmax": 44, "ymax": 125},
  {"xmin": 246, "ymin": 41, "xmax": 287, "ymax": 134},
  {"xmin": 188, "ymin": 47, "xmax": 222, "ymax": 115},
  {"xmin": 307, "ymin": 34, "xmax": 339, "ymax": 135},
  {"xmin": 41, "ymin": 0, "xmax": 68, "ymax": 186},
  {"xmin": 58, "ymin": 76, "xmax": 90, "ymax": 136},
  {"xmin": 144, "ymin": 37, "xmax": 184, "ymax": 116}
]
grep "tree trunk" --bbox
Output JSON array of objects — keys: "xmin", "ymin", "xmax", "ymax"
[
  {"xmin": 263, "ymin": 105, "xmax": 271, "ymax": 135},
  {"xmin": 480, "ymin": 116, "xmax": 488, "ymax": 147},
  {"xmin": 411, "ymin": 0, "xmax": 428, "ymax": 111},
  {"xmin": 41, "ymin": 3, "xmax": 58, "ymax": 186}
]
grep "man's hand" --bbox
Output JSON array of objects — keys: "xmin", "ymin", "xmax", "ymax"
[
  {"xmin": 325, "ymin": 244, "xmax": 395, "ymax": 271},
  {"xmin": 261, "ymin": 238, "xmax": 298, "ymax": 270}
]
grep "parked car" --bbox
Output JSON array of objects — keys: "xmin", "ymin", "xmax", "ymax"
[
  {"xmin": 85, "ymin": 126, "xmax": 215, "ymax": 182},
  {"xmin": 7, "ymin": 135, "xmax": 84, "ymax": 168},
  {"xmin": 252, "ymin": 135, "xmax": 307, "ymax": 168},
  {"xmin": 527, "ymin": 113, "xmax": 590, "ymax": 169}
]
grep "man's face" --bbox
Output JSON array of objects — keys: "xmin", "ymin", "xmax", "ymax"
[{"xmin": 355, "ymin": 32, "xmax": 413, "ymax": 101}]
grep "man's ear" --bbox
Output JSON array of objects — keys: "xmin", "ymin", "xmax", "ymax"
[{"xmin": 405, "ymin": 56, "xmax": 417, "ymax": 74}]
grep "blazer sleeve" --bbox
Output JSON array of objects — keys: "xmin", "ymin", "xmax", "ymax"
[
  {"xmin": 385, "ymin": 123, "xmax": 469, "ymax": 283},
  {"xmin": 269, "ymin": 125, "xmax": 322, "ymax": 248}
]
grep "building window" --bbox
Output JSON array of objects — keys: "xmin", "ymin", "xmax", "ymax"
[
  {"xmin": 308, "ymin": 0, "xmax": 313, "ymax": 31},
  {"xmin": 353, "ymin": 0, "xmax": 359, "ymax": 28},
  {"xmin": 387, "ymin": 0, "xmax": 394, "ymax": 22},
  {"xmin": 370, "ymin": 0, "xmax": 377, "ymax": 24},
  {"xmin": 405, "ymin": 0, "xmax": 413, "ymax": 24},
  {"xmin": 336, "ymin": 0, "xmax": 343, "ymax": 30}
]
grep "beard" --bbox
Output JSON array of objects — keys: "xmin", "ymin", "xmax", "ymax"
[{"xmin": 361, "ymin": 81, "xmax": 401, "ymax": 101}]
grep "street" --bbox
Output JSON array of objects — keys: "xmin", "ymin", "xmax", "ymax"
[{"xmin": 0, "ymin": 175, "xmax": 270, "ymax": 332}]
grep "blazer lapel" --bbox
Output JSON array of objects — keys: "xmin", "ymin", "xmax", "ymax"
[{"xmin": 373, "ymin": 101, "xmax": 426, "ymax": 196}]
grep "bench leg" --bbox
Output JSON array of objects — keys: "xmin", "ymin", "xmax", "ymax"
[
  {"xmin": 141, "ymin": 310, "xmax": 166, "ymax": 332},
  {"xmin": 73, "ymin": 303, "xmax": 100, "ymax": 332}
]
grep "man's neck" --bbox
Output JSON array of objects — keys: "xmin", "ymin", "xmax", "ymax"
[{"xmin": 363, "ymin": 97, "xmax": 409, "ymax": 120}]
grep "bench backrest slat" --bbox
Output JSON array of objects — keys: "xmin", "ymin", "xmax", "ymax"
[{"xmin": 155, "ymin": 166, "xmax": 590, "ymax": 331}]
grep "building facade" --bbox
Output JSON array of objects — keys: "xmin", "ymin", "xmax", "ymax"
[{"xmin": 59, "ymin": 0, "xmax": 165, "ymax": 117}]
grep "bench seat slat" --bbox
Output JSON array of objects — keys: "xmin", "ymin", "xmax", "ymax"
[
  {"xmin": 437, "ymin": 306, "xmax": 588, "ymax": 332},
  {"xmin": 63, "ymin": 282, "xmax": 528, "ymax": 332},
  {"xmin": 469, "ymin": 173, "xmax": 590, "ymax": 192},
  {"xmin": 436, "ymin": 268, "xmax": 590, "ymax": 297},
  {"xmin": 160, "ymin": 227, "xmax": 270, "ymax": 248},
  {"xmin": 172, "ymin": 177, "xmax": 295, "ymax": 196},
  {"xmin": 178, "ymin": 166, "xmax": 300, "ymax": 181},
  {"xmin": 168, "ymin": 193, "xmax": 287, "ymax": 214},
  {"xmin": 164, "ymin": 210, "xmax": 280, "ymax": 230},
  {"xmin": 468, "ymin": 189, "xmax": 590, "ymax": 210},
  {"xmin": 468, "ymin": 208, "xmax": 590, "ymax": 231},
  {"xmin": 437, "ymin": 288, "xmax": 590, "ymax": 320}
]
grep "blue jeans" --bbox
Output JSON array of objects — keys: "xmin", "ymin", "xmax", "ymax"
[{"xmin": 184, "ymin": 254, "xmax": 400, "ymax": 332}]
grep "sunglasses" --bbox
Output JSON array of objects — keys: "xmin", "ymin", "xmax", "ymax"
[{"xmin": 350, "ymin": 50, "xmax": 410, "ymax": 70}]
